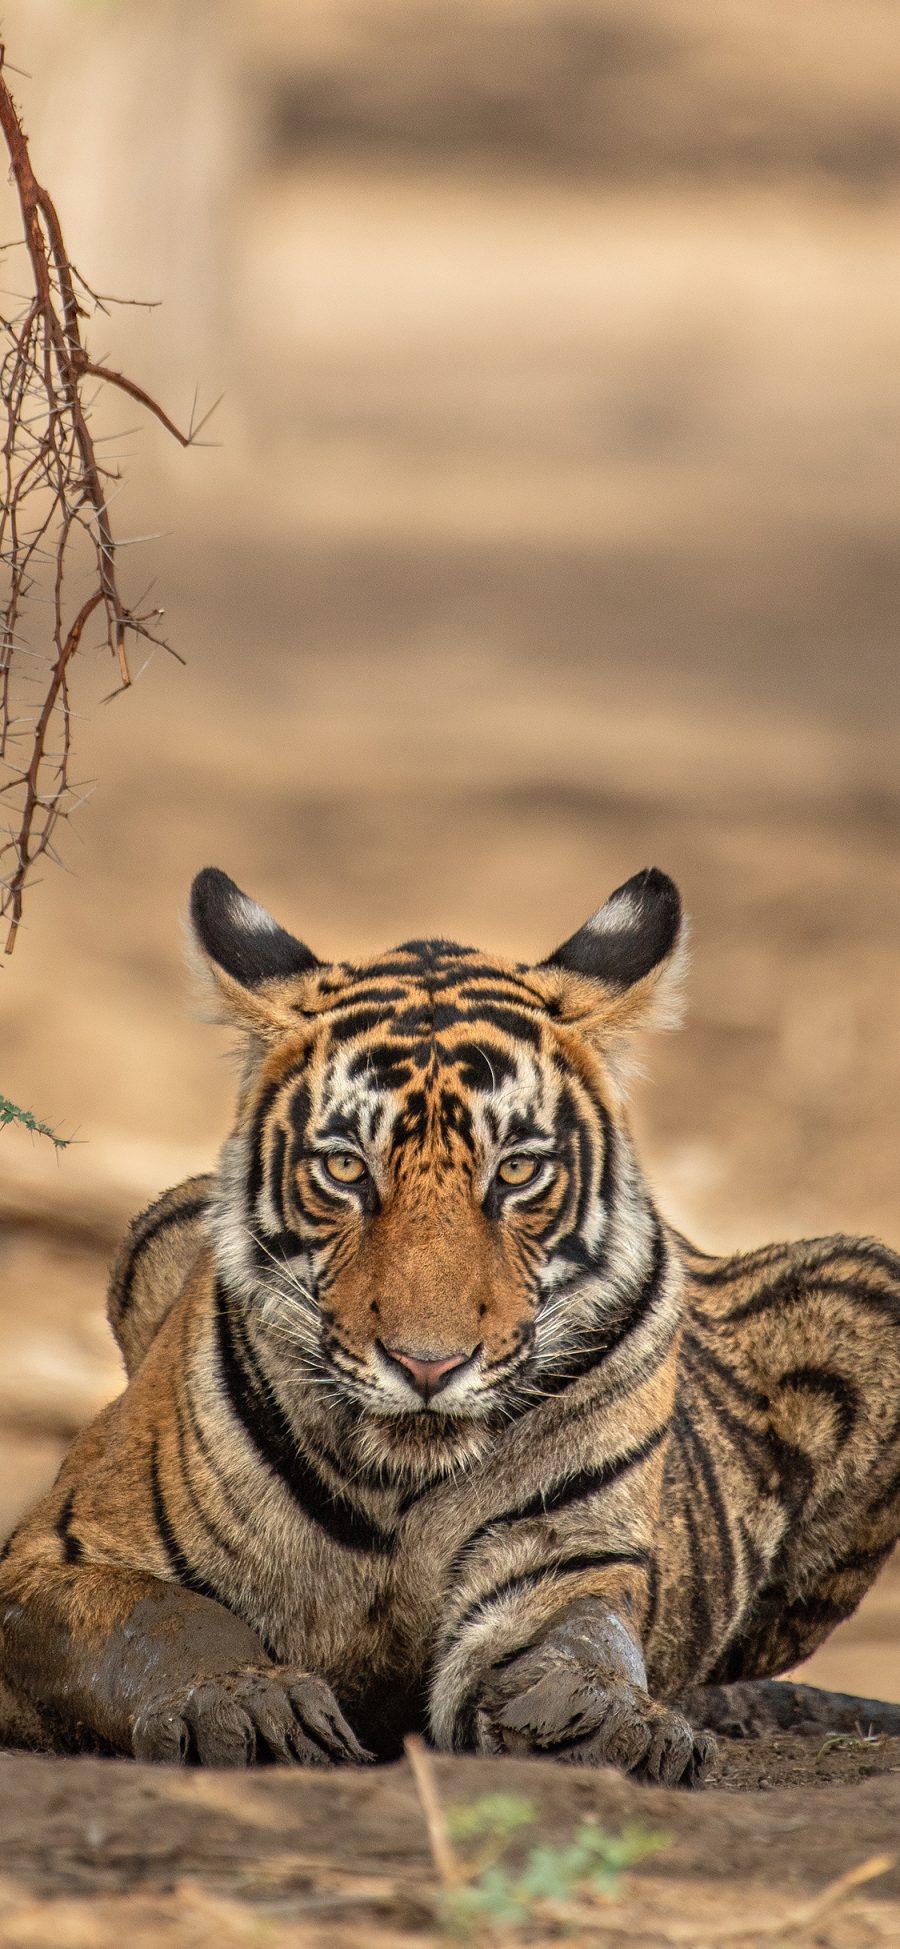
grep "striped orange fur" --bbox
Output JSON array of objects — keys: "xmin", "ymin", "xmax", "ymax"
[{"xmin": 1, "ymin": 867, "xmax": 898, "ymax": 1777}]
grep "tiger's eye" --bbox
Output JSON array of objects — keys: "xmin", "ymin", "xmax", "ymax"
[
  {"xmin": 497, "ymin": 1154, "xmax": 540, "ymax": 1186},
  {"xmin": 324, "ymin": 1152, "xmax": 367, "ymax": 1184}
]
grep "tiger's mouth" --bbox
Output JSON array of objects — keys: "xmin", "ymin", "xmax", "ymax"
[
  {"xmin": 314, "ymin": 1324, "xmax": 537, "ymax": 1434},
  {"xmin": 373, "ymin": 1340, "xmax": 483, "ymax": 1407},
  {"xmin": 346, "ymin": 1349, "xmax": 490, "ymax": 1421}
]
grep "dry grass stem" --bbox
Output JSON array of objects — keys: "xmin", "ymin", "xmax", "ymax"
[
  {"xmin": 405, "ymin": 1734, "xmax": 468, "ymax": 1888},
  {"xmin": 777, "ymin": 1851, "xmax": 895, "ymax": 1936}
]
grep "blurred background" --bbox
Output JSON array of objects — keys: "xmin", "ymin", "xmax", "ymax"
[{"xmin": 0, "ymin": 0, "xmax": 897, "ymax": 1699}]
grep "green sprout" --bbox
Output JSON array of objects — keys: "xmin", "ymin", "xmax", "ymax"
[
  {"xmin": 439, "ymin": 1792, "xmax": 668, "ymax": 1937},
  {"xmin": 0, "ymin": 1094, "xmax": 70, "ymax": 1149}
]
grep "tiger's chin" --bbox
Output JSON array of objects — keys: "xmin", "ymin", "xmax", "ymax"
[{"xmin": 348, "ymin": 1404, "xmax": 497, "ymax": 1484}]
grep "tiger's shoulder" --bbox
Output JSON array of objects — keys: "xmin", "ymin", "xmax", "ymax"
[{"xmin": 106, "ymin": 1173, "xmax": 216, "ymax": 1377}]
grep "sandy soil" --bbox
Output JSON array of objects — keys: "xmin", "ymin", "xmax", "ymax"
[{"xmin": 0, "ymin": 1745, "xmax": 899, "ymax": 1947}]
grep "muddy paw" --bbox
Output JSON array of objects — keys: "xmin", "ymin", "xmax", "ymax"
[
  {"xmin": 567, "ymin": 1692, "xmax": 716, "ymax": 1786},
  {"xmin": 475, "ymin": 1643, "xmax": 715, "ymax": 1787},
  {"xmin": 132, "ymin": 1664, "xmax": 371, "ymax": 1767}
]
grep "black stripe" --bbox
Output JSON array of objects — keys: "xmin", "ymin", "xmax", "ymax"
[
  {"xmin": 317, "ymin": 959, "xmax": 426, "ymax": 986},
  {"xmin": 450, "ymin": 1041, "xmax": 518, "ymax": 1089},
  {"xmin": 670, "ymin": 1426, "xmax": 713, "ymax": 1672},
  {"xmin": 115, "ymin": 1196, "xmax": 210, "ymax": 1322},
  {"xmin": 678, "ymin": 1354, "xmax": 777, "ymax": 1498},
  {"xmin": 535, "ymin": 1215, "xmax": 668, "ymax": 1399},
  {"xmin": 836, "ymin": 1238, "xmax": 900, "ymax": 1282},
  {"xmin": 215, "ymin": 1285, "xmax": 394, "ymax": 1554},
  {"xmin": 268, "ymin": 1124, "xmax": 288, "ymax": 1229},
  {"xmin": 448, "ymin": 1548, "xmax": 650, "ymax": 1641},
  {"xmin": 681, "ymin": 1329, "xmax": 771, "ymax": 1413},
  {"xmin": 55, "ymin": 1488, "xmax": 83, "ymax": 1565},
  {"xmin": 643, "ymin": 1549, "xmax": 660, "ymax": 1640},
  {"xmin": 828, "ymin": 1544, "xmax": 892, "ymax": 1579},
  {"xmin": 448, "ymin": 1423, "xmax": 667, "ymax": 1585},
  {"xmin": 422, "ymin": 967, "xmax": 543, "ymax": 1000},
  {"xmin": 328, "ymin": 1007, "xmax": 395, "ymax": 1046},
  {"xmin": 247, "ymin": 1077, "xmax": 292, "ymax": 1211},
  {"xmin": 671, "ymin": 1230, "xmax": 717, "ymax": 1264},
  {"xmin": 252, "ymin": 1227, "xmax": 307, "ymax": 1266},
  {"xmin": 681, "ymin": 1354, "xmax": 815, "ymax": 1514},
  {"xmin": 336, "ymin": 959, "xmax": 432, "ymax": 983},
  {"xmin": 287, "ymin": 1080, "xmax": 313, "ymax": 1139},
  {"xmin": 685, "ymin": 1235, "xmax": 900, "ymax": 1288},
  {"xmin": 777, "ymin": 1367, "xmax": 859, "ymax": 1447},
  {"xmin": 687, "ymin": 1244, "xmax": 795, "ymax": 1287},
  {"xmin": 464, "ymin": 1003, "xmax": 541, "ymax": 1046},
  {"xmin": 347, "ymin": 1049, "xmax": 414, "ymax": 1089},
  {"xmin": 723, "ymin": 1271, "xmax": 900, "ymax": 1327},
  {"xmin": 174, "ymin": 1389, "xmax": 242, "ymax": 1562},
  {"xmin": 867, "ymin": 1462, "xmax": 900, "ymax": 1519},
  {"xmin": 570, "ymin": 1089, "xmax": 603, "ymax": 1244},
  {"xmin": 596, "ymin": 1098, "xmax": 616, "ymax": 1210},
  {"xmin": 454, "ymin": 983, "xmax": 544, "ymax": 1009},
  {"xmin": 183, "ymin": 1383, "xmax": 249, "ymax": 1536},
  {"xmin": 320, "ymin": 985, "xmax": 411, "ymax": 1009},
  {"xmin": 149, "ymin": 1437, "xmax": 224, "ymax": 1604},
  {"xmin": 321, "ymin": 953, "xmax": 543, "ymax": 995},
  {"xmin": 586, "ymin": 1213, "xmax": 667, "ymax": 1369},
  {"xmin": 307, "ymin": 1435, "xmax": 441, "ymax": 1511},
  {"xmin": 540, "ymin": 1091, "xmax": 613, "ymax": 1270},
  {"xmin": 674, "ymin": 1405, "xmax": 738, "ymax": 1622},
  {"xmin": 726, "ymin": 1587, "xmax": 856, "ymax": 1670}
]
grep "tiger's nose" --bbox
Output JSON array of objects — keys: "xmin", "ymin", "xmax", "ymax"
[{"xmin": 380, "ymin": 1344, "xmax": 475, "ymax": 1399}]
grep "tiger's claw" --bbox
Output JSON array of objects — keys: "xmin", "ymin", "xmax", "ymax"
[{"xmin": 132, "ymin": 1664, "xmax": 371, "ymax": 1767}]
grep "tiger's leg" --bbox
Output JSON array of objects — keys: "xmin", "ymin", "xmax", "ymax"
[
  {"xmin": 685, "ymin": 1236, "xmax": 900, "ymax": 1730},
  {"xmin": 680, "ymin": 1677, "xmax": 900, "ymax": 1739},
  {"xmin": 429, "ymin": 1578, "xmax": 715, "ymax": 1788},
  {"xmin": 0, "ymin": 1557, "xmax": 369, "ymax": 1764}
]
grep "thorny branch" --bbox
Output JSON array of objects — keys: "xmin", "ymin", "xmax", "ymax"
[{"xmin": 0, "ymin": 44, "xmax": 216, "ymax": 954}]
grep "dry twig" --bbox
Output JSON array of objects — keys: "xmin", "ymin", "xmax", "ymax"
[
  {"xmin": 0, "ymin": 43, "xmax": 214, "ymax": 952},
  {"xmin": 405, "ymin": 1735, "xmax": 467, "ymax": 1890}
]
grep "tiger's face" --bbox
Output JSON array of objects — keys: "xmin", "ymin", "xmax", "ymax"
[{"xmin": 192, "ymin": 867, "xmax": 684, "ymax": 1462}]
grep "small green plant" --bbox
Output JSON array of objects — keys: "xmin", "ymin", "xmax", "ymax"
[
  {"xmin": 446, "ymin": 1793, "xmax": 538, "ymax": 1854},
  {"xmin": 0, "ymin": 1094, "xmax": 70, "ymax": 1149},
  {"xmin": 817, "ymin": 1729, "xmax": 883, "ymax": 1757},
  {"xmin": 439, "ymin": 1791, "xmax": 668, "ymax": 1937}
]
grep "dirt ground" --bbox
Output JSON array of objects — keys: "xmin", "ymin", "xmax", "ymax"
[
  {"xmin": 0, "ymin": 1743, "xmax": 900, "ymax": 1947},
  {"xmin": 1, "ymin": 2, "xmax": 899, "ymax": 1942}
]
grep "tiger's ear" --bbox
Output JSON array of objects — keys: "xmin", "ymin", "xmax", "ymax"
[
  {"xmin": 537, "ymin": 868, "xmax": 686, "ymax": 1049},
  {"xmin": 188, "ymin": 868, "xmax": 320, "ymax": 1033}
]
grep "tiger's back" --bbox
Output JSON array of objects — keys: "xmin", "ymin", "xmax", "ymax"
[{"xmin": 107, "ymin": 1174, "xmax": 215, "ymax": 1376}]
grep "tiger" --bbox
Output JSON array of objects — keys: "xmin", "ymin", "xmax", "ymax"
[{"xmin": 1, "ymin": 864, "xmax": 898, "ymax": 1780}]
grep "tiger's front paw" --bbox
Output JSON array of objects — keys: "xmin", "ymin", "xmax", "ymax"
[
  {"xmin": 473, "ymin": 1642, "xmax": 715, "ymax": 1787},
  {"xmin": 132, "ymin": 1665, "xmax": 371, "ymax": 1768}
]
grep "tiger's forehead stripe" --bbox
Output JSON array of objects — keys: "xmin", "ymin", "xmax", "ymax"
[
  {"xmin": 307, "ymin": 941, "xmax": 547, "ymax": 1012},
  {"xmin": 260, "ymin": 944, "xmax": 560, "ymax": 1113}
]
